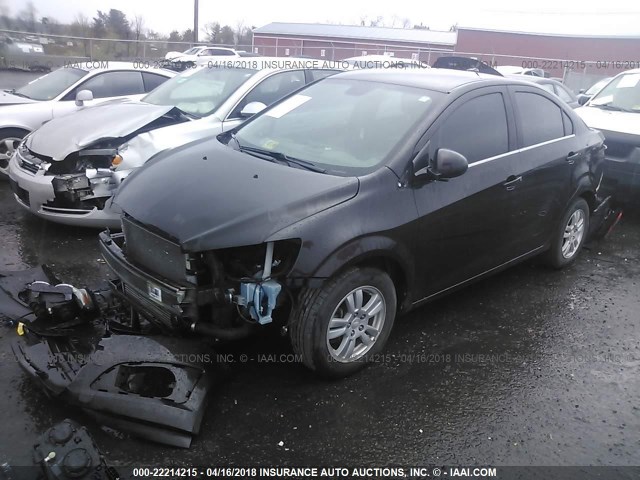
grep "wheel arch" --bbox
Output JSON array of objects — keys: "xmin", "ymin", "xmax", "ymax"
[
  {"xmin": 0, "ymin": 125, "xmax": 32, "ymax": 136},
  {"xmin": 309, "ymin": 236, "xmax": 414, "ymax": 312}
]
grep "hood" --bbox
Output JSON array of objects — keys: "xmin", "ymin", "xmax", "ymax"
[
  {"xmin": 25, "ymin": 98, "xmax": 179, "ymax": 160},
  {"xmin": 117, "ymin": 118, "xmax": 223, "ymax": 170},
  {"xmin": 0, "ymin": 90, "xmax": 38, "ymax": 105},
  {"xmin": 114, "ymin": 137, "xmax": 359, "ymax": 251},
  {"xmin": 575, "ymin": 106, "xmax": 640, "ymax": 136}
]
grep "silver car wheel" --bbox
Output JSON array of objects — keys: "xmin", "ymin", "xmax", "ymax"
[
  {"xmin": 561, "ymin": 209, "xmax": 586, "ymax": 259},
  {"xmin": 326, "ymin": 286, "xmax": 386, "ymax": 363},
  {"xmin": 0, "ymin": 137, "xmax": 21, "ymax": 162}
]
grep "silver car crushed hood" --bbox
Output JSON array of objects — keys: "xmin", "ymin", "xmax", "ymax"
[
  {"xmin": 576, "ymin": 106, "xmax": 640, "ymax": 136},
  {"xmin": 0, "ymin": 90, "xmax": 38, "ymax": 105},
  {"xmin": 25, "ymin": 98, "xmax": 178, "ymax": 160}
]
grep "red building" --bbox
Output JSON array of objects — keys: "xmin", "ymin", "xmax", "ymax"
[
  {"xmin": 252, "ymin": 23, "xmax": 457, "ymax": 62},
  {"xmin": 455, "ymin": 27, "xmax": 640, "ymax": 77},
  {"xmin": 252, "ymin": 23, "xmax": 640, "ymax": 81}
]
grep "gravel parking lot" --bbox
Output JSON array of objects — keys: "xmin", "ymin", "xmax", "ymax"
[
  {"xmin": 0, "ymin": 70, "xmax": 638, "ymax": 473},
  {"xmin": 1, "ymin": 179, "xmax": 639, "ymax": 469}
]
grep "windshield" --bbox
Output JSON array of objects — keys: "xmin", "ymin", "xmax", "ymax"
[
  {"xmin": 142, "ymin": 66, "xmax": 257, "ymax": 117},
  {"xmin": 14, "ymin": 67, "xmax": 88, "ymax": 101},
  {"xmin": 590, "ymin": 73, "xmax": 640, "ymax": 112},
  {"xmin": 234, "ymin": 78, "xmax": 445, "ymax": 175},
  {"xmin": 585, "ymin": 77, "xmax": 611, "ymax": 96},
  {"xmin": 183, "ymin": 47, "xmax": 201, "ymax": 55}
]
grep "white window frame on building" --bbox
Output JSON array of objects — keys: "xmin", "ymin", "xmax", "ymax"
[
  {"xmin": 411, "ymin": 53, "xmax": 419, "ymax": 60},
  {"xmin": 320, "ymin": 49, "xmax": 326, "ymax": 57},
  {"xmin": 285, "ymin": 48, "xmax": 290, "ymax": 55},
  {"xmin": 361, "ymin": 50, "xmax": 367, "ymax": 55}
]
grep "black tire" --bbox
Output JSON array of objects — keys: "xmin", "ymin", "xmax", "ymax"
[
  {"xmin": 0, "ymin": 128, "xmax": 28, "ymax": 172},
  {"xmin": 290, "ymin": 267, "xmax": 397, "ymax": 379},
  {"xmin": 545, "ymin": 197, "xmax": 590, "ymax": 269}
]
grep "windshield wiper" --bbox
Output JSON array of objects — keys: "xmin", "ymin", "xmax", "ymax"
[
  {"xmin": 175, "ymin": 107, "xmax": 200, "ymax": 119},
  {"xmin": 591, "ymin": 103, "xmax": 636, "ymax": 113},
  {"xmin": 8, "ymin": 90, "xmax": 31, "ymax": 99},
  {"xmin": 237, "ymin": 144, "xmax": 326, "ymax": 173}
]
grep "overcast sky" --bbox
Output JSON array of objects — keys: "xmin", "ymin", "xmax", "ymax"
[{"xmin": 3, "ymin": 0, "xmax": 640, "ymax": 36}]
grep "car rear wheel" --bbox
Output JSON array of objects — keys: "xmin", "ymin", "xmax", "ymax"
[
  {"xmin": 545, "ymin": 197, "xmax": 590, "ymax": 268},
  {"xmin": 290, "ymin": 267, "xmax": 397, "ymax": 378},
  {"xmin": 0, "ymin": 128, "xmax": 27, "ymax": 171}
]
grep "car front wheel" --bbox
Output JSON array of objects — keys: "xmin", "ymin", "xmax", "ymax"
[
  {"xmin": 290, "ymin": 267, "xmax": 397, "ymax": 378},
  {"xmin": 545, "ymin": 197, "xmax": 590, "ymax": 268},
  {"xmin": 0, "ymin": 128, "xmax": 27, "ymax": 172}
]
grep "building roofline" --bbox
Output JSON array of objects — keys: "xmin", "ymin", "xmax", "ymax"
[
  {"xmin": 457, "ymin": 26, "xmax": 640, "ymax": 40},
  {"xmin": 253, "ymin": 22, "xmax": 457, "ymax": 46}
]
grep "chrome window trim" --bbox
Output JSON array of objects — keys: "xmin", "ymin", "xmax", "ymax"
[{"xmin": 468, "ymin": 134, "xmax": 576, "ymax": 168}]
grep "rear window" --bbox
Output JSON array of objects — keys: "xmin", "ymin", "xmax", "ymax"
[
  {"xmin": 514, "ymin": 92, "xmax": 565, "ymax": 147},
  {"xmin": 142, "ymin": 72, "xmax": 169, "ymax": 92}
]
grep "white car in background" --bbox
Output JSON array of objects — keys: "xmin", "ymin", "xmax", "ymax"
[
  {"xmin": 495, "ymin": 65, "xmax": 547, "ymax": 77},
  {"xmin": 8, "ymin": 59, "xmax": 343, "ymax": 228},
  {"xmin": 164, "ymin": 45, "xmax": 210, "ymax": 60},
  {"xmin": 0, "ymin": 62, "xmax": 175, "ymax": 174},
  {"xmin": 163, "ymin": 47, "xmax": 254, "ymax": 70},
  {"xmin": 575, "ymin": 69, "xmax": 640, "ymax": 205}
]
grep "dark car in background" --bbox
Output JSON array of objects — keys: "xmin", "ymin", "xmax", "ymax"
[
  {"xmin": 100, "ymin": 69, "xmax": 609, "ymax": 379},
  {"xmin": 432, "ymin": 56, "xmax": 502, "ymax": 76}
]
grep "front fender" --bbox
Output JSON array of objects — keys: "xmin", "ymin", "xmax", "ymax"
[{"xmin": 290, "ymin": 234, "xmax": 416, "ymax": 310}]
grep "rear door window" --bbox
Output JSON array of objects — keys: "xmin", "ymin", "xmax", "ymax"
[
  {"xmin": 229, "ymin": 70, "xmax": 306, "ymax": 118},
  {"xmin": 555, "ymin": 84, "xmax": 575, "ymax": 103},
  {"xmin": 513, "ymin": 91, "xmax": 565, "ymax": 147},
  {"xmin": 66, "ymin": 71, "xmax": 145, "ymax": 99},
  {"xmin": 307, "ymin": 69, "xmax": 342, "ymax": 82}
]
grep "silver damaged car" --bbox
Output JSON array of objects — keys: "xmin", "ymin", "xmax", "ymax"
[
  {"xmin": 8, "ymin": 60, "xmax": 342, "ymax": 228},
  {"xmin": 0, "ymin": 62, "xmax": 175, "ymax": 174}
]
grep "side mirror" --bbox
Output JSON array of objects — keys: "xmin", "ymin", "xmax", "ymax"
[
  {"xmin": 432, "ymin": 148, "xmax": 468, "ymax": 179},
  {"xmin": 411, "ymin": 146, "xmax": 468, "ymax": 182},
  {"xmin": 240, "ymin": 101, "xmax": 267, "ymax": 118},
  {"xmin": 578, "ymin": 95, "xmax": 591, "ymax": 106},
  {"xmin": 75, "ymin": 89, "xmax": 93, "ymax": 106},
  {"xmin": 578, "ymin": 88, "xmax": 586, "ymax": 94}
]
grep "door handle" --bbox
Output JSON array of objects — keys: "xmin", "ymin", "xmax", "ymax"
[
  {"xmin": 503, "ymin": 175, "xmax": 522, "ymax": 191},
  {"xmin": 566, "ymin": 151, "xmax": 581, "ymax": 164}
]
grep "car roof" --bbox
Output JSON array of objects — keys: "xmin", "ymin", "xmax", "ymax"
[
  {"xmin": 505, "ymin": 74, "xmax": 561, "ymax": 85},
  {"xmin": 330, "ymin": 68, "xmax": 519, "ymax": 93},
  {"xmin": 203, "ymin": 57, "xmax": 346, "ymax": 73},
  {"xmin": 77, "ymin": 61, "xmax": 175, "ymax": 76},
  {"xmin": 615, "ymin": 68, "xmax": 640, "ymax": 75}
]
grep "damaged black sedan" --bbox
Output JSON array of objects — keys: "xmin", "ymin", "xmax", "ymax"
[{"xmin": 100, "ymin": 69, "xmax": 611, "ymax": 378}]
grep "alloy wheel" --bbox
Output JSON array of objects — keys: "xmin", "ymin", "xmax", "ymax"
[
  {"xmin": 326, "ymin": 286, "xmax": 386, "ymax": 362},
  {"xmin": 561, "ymin": 209, "xmax": 586, "ymax": 259}
]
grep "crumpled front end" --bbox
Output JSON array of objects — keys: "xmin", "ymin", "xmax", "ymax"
[
  {"xmin": 8, "ymin": 141, "xmax": 125, "ymax": 228},
  {"xmin": 99, "ymin": 215, "xmax": 302, "ymax": 338}
]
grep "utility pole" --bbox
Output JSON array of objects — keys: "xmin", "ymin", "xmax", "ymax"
[{"xmin": 194, "ymin": 0, "xmax": 199, "ymax": 44}]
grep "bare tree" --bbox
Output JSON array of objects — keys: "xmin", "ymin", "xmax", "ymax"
[
  {"xmin": 234, "ymin": 19, "xmax": 244, "ymax": 46},
  {"xmin": 0, "ymin": 0, "xmax": 7, "ymax": 16},
  {"xmin": 18, "ymin": 1, "xmax": 37, "ymax": 32},
  {"xmin": 132, "ymin": 14, "xmax": 145, "ymax": 56},
  {"xmin": 203, "ymin": 21, "xmax": 221, "ymax": 43},
  {"xmin": 369, "ymin": 16, "xmax": 383, "ymax": 27},
  {"xmin": 71, "ymin": 13, "xmax": 91, "ymax": 56},
  {"xmin": 401, "ymin": 17, "xmax": 412, "ymax": 29}
]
